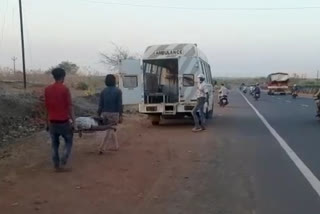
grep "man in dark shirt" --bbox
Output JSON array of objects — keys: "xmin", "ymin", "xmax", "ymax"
[
  {"xmin": 98, "ymin": 74, "xmax": 123, "ymax": 154},
  {"xmin": 98, "ymin": 85, "xmax": 123, "ymax": 116},
  {"xmin": 45, "ymin": 68, "xmax": 75, "ymax": 171}
]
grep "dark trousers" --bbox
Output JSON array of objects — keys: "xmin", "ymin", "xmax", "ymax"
[
  {"xmin": 192, "ymin": 97, "xmax": 206, "ymax": 129},
  {"xmin": 49, "ymin": 122, "xmax": 73, "ymax": 168}
]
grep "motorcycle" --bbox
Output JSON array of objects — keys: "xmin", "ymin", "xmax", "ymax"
[
  {"xmin": 292, "ymin": 91, "xmax": 298, "ymax": 99},
  {"xmin": 219, "ymin": 95, "xmax": 229, "ymax": 107},
  {"xmin": 249, "ymin": 86, "xmax": 255, "ymax": 96},
  {"xmin": 254, "ymin": 92, "xmax": 260, "ymax": 101}
]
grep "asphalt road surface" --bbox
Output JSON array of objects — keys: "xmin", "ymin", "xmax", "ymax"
[
  {"xmin": 236, "ymin": 90, "xmax": 320, "ymax": 214},
  {"xmin": 1, "ymin": 90, "xmax": 320, "ymax": 214}
]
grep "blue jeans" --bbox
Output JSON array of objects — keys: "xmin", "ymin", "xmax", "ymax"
[
  {"xmin": 192, "ymin": 97, "xmax": 206, "ymax": 129},
  {"xmin": 49, "ymin": 122, "xmax": 73, "ymax": 168}
]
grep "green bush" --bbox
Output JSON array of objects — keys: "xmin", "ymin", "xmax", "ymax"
[{"xmin": 76, "ymin": 81, "xmax": 89, "ymax": 90}]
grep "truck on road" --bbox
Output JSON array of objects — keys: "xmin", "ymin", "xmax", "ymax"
[{"xmin": 267, "ymin": 72, "xmax": 289, "ymax": 95}]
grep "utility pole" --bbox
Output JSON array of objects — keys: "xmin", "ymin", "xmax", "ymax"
[
  {"xmin": 317, "ymin": 70, "xmax": 319, "ymax": 82},
  {"xmin": 18, "ymin": 0, "xmax": 27, "ymax": 89},
  {"xmin": 11, "ymin": 56, "xmax": 17, "ymax": 73}
]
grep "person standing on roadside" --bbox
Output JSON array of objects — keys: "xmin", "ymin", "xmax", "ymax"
[
  {"xmin": 98, "ymin": 74, "xmax": 123, "ymax": 154},
  {"xmin": 44, "ymin": 68, "xmax": 75, "ymax": 171},
  {"xmin": 192, "ymin": 74, "xmax": 208, "ymax": 132}
]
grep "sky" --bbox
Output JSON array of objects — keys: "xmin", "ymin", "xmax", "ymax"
[{"xmin": 0, "ymin": 0, "xmax": 319, "ymax": 77}]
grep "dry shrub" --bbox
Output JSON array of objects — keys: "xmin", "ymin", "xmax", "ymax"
[{"xmin": 76, "ymin": 81, "xmax": 89, "ymax": 90}]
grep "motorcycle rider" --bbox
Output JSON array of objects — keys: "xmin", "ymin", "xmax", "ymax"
[
  {"xmin": 292, "ymin": 84, "xmax": 298, "ymax": 92},
  {"xmin": 292, "ymin": 84, "xmax": 298, "ymax": 94},
  {"xmin": 253, "ymin": 83, "xmax": 261, "ymax": 100},
  {"xmin": 242, "ymin": 85, "xmax": 247, "ymax": 93},
  {"xmin": 219, "ymin": 83, "xmax": 229, "ymax": 105},
  {"xmin": 314, "ymin": 88, "xmax": 320, "ymax": 117},
  {"xmin": 219, "ymin": 83, "xmax": 229, "ymax": 97},
  {"xmin": 254, "ymin": 83, "xmax": 261, "ymax": 95},
  {"xmin": 240, "ymin": 83, "xmax": 245, "ymax": 91},
  {"xmin": 249, "ymin": 85, "xmax": 255, "ymax": 95},
  {"xmin": 241, "ymin": 83, "xmax": 247, "ymax": 93}
]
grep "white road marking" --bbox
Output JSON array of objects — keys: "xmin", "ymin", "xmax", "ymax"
[
  {"xmin": 301, "ymin": 104, "xmax": 309, "ymax": 108},
  {"xmin": 286, "ymin": 100, "xmax": 292, "ymax": 103},
  {"xmin": 240, "ymin": 91, "xmax": 320, "ymax": 197},
  {"xmin": 277, "ymin": 98, "xmax": 281, "ymax": 100}
]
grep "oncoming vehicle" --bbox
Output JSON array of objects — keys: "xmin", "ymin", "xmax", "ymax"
[
  {"xmin": 219, "ymin": 95, "xmax": 229, "ymax": 107},
  {"xmin": 139, "ymin": 43, "xmax": 214, "ymax": 125},
  {"xmin": 267, "ymin": 72, "xmax": 289, "ymax": 95}
]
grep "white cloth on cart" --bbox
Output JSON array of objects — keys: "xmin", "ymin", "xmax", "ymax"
[{"xmin": 75, "ymin": 117, "xmax": 98, "ymax": 130}]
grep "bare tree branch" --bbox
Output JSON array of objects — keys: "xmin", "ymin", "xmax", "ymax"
[{"xmin": 100, "ymin": 42, "xmax": 138, "ymax": 71}]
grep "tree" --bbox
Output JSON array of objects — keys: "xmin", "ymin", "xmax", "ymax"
[
  {"xmin": 100, "ymin": 43, "xmax": 139, "ymax": 71},
  {"xmin": 58, "ymin": 61, "xmax": 79, "ymax": 75},
  {"xmin": 45, "ymin": 61, "xmax": 79, "ymax": 75}
]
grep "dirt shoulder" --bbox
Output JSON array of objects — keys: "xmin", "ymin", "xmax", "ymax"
[
  {"xmin": 0, "ymin": 115, "xmax": 198, "ymax": 214},
  {"xmin": 0, "ymin": 86, "xmax": 257, "ymax": 214},
  {"xmin": 0, "ymin": 107, "xmax": 257, "ymax": 214}
]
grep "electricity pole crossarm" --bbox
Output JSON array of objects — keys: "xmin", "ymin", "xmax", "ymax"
[{"xmin": 11, "ymin": 57, "xmax": 17, "ymax": 73}]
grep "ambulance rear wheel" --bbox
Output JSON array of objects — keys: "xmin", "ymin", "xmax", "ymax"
[
  {"xmin": 152, "ymin": 120, "xmax": 160, "ymax": 125},
  {"xmin": 150, "ymin": 115, "xmax": 161, "ymax": 126}
]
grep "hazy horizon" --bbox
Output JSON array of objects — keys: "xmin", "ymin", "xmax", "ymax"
[{"xmin": 0, "ymin": 0, "xmax": 319, "ymax": 78}]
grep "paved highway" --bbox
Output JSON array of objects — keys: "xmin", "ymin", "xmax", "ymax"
[
  {"xmin": 231, "ymin": 90, "xmax": 320, "ymax": 214},
  {"xmin": 150, "ymin": 91, "xmax": 320, "ymax": 214}
]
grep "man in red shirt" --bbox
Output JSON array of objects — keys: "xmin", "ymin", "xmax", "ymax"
[{"xmin": 45, "ymin": 68, "xmax": 75, "ymax": 171}]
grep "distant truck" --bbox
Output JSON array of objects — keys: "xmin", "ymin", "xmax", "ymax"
[{"xmin": 267, "ymin": 72, "xmax": 289, "ymax": 95}]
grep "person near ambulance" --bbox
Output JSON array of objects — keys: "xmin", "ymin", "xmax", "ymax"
[{"xmin": 192, "ymin": 74, "xmax": 209, "ymax": 132}]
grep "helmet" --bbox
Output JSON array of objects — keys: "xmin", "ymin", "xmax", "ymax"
[
  {"xmin": 294, "ymin": 84, "xmax": 297, "ymax": 87},
  {"xmin": 197, "ymin": 74, "xmax": 205, "ymax": 79},
  {"xmin": 256, "ymin": 83, "xmax": 259, "ymax": 86}
]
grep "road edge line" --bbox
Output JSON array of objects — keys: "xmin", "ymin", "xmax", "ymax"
[{"xmin": 239, "ymin": 91, "xmax": 320, "ymax": 197}]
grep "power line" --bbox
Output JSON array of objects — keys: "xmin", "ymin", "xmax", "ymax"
[{"xmin": 82, "ymin": 0, "xmax": 320, "ymax": 11}]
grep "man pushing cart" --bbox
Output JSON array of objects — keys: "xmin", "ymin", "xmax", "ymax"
[{"xmin": 45, "ymin": 68, "xmax": 122, "ymax": 171}]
